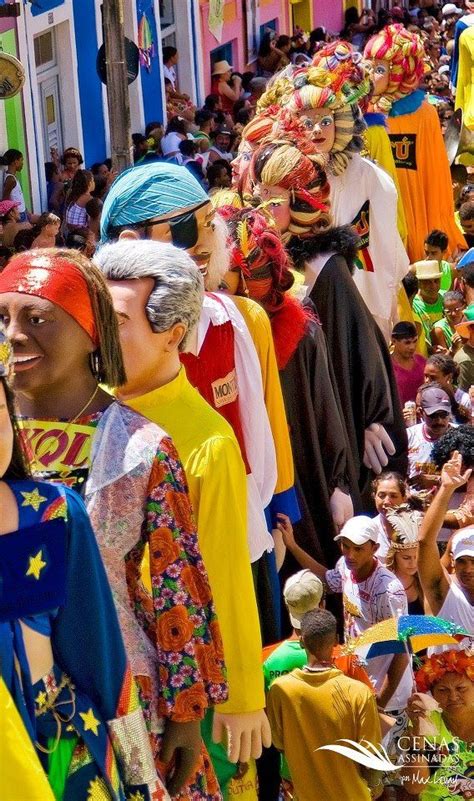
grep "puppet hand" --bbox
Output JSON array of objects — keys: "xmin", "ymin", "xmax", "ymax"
[
  {"xmin": 329, "ymin": 488, "xmax": 353, "ymax": 531},
  {"xmin": 212, "ymin": 710, "xmax": 271, "ymax": 764},
  {"xmin": 160, "ymin": 719, "xmax": 201, "ymax": 797},
  {"xmin": 363, "ymin": 424, "xmax": 396, "ymax": 474}
]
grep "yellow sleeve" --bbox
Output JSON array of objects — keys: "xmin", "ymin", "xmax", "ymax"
[
  {"xmin": 233, "ymin": 296, "xmax": 295, "ymax": 495},
  {"xmin": 455, "ymin": 28, "xmax": 474, "ymax": 129},
  {"xmin": 195, "ymin": 433, "xmax": 264, "ymax": 713},
  {"xmin": 364, "ymin": 124, "xmax": 408, "ymax": 247},
  {"xmin": 0, "ymin": 679, "xmax": 55, "ymax": 800},
  {"xmin": 397, "ymin": 285, "xmax": 414, "ymax": 326}
]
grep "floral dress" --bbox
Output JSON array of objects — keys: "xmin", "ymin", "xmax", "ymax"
[{"xmin": 19, "ymin": 400, "xmax": 228, "ymax": 800}]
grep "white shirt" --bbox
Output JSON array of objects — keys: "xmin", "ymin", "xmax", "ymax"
[
  {"xmin": 4, "ymin": 172, "xmax": 25, "ymax": 213},
  {"xmin": 163, "ymin": 63, "xmax": 176, "ymax": 90},
  {"xmin": 371, "ymin": 514, "xmax": 390, "ymax": 564},
  {"xmin": 407, "ymin": 422, "xmax": 444, "ymax": 479},
  {"xmin": 160, "ymin": 132, "xmax": 184, "ymax": 156},
  {"xmin": 326, "ymin": 557, "xmax": 412, "ymax": 710},
  {"xmin": 431, "ymin": 578, "xmax": 474, "ymax": 654},
  {"xmin": 455, "ymin": 386, "xmax": 471, "ymax": 411}
]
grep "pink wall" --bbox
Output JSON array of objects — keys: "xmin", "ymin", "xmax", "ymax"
[
  {"xmin": 0, "ymin": 16, "xmax": 16, "ymax": 34},
  {"xmin": 200, "ymin": 0, "xmax": 289, "ymax": 96},
  {"xmin": 312, "ymin": 0, "xmax": 343, "ymax": 36}
]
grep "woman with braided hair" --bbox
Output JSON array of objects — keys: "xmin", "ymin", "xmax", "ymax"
[
  {"xmin": 364, "ymin": 24, "xmax": 466, "ymax": 262},
  {"xmin": 250, "ymin": 139, "xmax": 408, "ymax": 505},
  {"xmin": 256, "ymin": 46, "xmax": 409, "ymax": 339},
  {"xmin": 219, "ymin": 204, "xmax": 357, "ymax": 566}
]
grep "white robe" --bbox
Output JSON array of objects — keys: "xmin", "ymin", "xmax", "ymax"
[
  {"xmin": 191, "ymin": 293, "xmax": 278, "ymax": 562},
  {"xmin": 328, "ymin": 153, "xmax": 410, "ymax": 340}
]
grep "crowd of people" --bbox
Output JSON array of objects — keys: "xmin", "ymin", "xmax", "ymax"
[{"xmin": 1, "ymin": 4, "xmax": 474, "ymax": 801}]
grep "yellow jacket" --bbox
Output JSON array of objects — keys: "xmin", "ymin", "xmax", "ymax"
[{"xmin": 127, "ymin": 368, "xmax": 264, "ymax": 714}]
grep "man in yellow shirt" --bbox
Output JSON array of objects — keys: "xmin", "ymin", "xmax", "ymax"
[
  {"xmin": 96, "ymin": 238, "xmax": 270, "ymax": 797},
  {"xmin": 267, "ymin": 609, "xmax": 383, "ymax": 801}
]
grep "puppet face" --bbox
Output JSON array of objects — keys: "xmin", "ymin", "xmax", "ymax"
[
  {"xmin": 254, "ymin": 183, "xmax": 291, "ymax": 232},
  {"xmin": 231, "ymin": 141, "xmax": 253, "ymax": 183},
  {"xmin": 146, "ymin": 202, "xmax": 216, "ymax": 276},
  {"xmin": 107, "ymin": 277, "xmax": 183, "ymax": 399},
  {"xmin": 0, "ymin": 380, "xmax": 13, "ymax": 478},
  {"xmin": 370, "ymin": 60, "xmax": 391, "ymax": 96},
  {"xmin": 0, "ymin": 292, "xmax": 94, "ymax": 396},
  {"xmin": 299, "ymin": 109, "xmax": 336, "ymax": 153}
]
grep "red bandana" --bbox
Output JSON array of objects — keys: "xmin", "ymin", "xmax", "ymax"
[{"xmin": 0, "ymin": 253, "xmax": 98, "ymax": 345}]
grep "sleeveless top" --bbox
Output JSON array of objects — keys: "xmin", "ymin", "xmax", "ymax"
[
  {"xmin": 430, "ymin": 578, "xmax": 474, "ymax": 654},
  {"xmin": 5, "ymin": 172, "xmax": 26, "ymax": 212}
]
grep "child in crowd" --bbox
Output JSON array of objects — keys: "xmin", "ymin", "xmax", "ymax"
[
  {"xmin": 391, "ymin": 321, "xmax": 426, "ymax": 405},
  {"xmin": 278, "ymin": 514, "xmax": 411, "ymax": 713},
  {"xmin": 31, "ymin": 212, "xmax": 61, "ymax": 249},
  {"xmin": 431, "ymin": 290, "xmax": 466, "ymax": 354},
  {"xmin": 423, "ymin": 229, "xmax": 453, "ymax": 290},
  {"xmin": 412, "ymin": 260, "xmax": 445, "ymax": 350},
  {"xmin": 424, "ymin": 353, "xmax": 471, "ymax": 420},
  {"xmin": 403, "ymin": 271, "xmax": 428, "ymax": 357}
]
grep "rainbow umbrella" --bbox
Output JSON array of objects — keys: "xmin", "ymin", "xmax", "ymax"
[
  {"xmin": 347, "ymin": 615, "xmax": 469, "ymax": 660},
  {"xmin": 138, "ymin": 13, "xmax": 155, "ymax": 71}
]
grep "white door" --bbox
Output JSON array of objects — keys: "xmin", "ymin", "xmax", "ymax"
[{"xmin": 39, "ymin": 75, "xmax": 63, "ymax": 160}]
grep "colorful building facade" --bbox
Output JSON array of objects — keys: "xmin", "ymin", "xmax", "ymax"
[{"xmin": 1, "ymin": 0, "xmax": 344, "ymax": 211}]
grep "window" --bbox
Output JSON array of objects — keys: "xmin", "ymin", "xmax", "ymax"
[
  {"xmin": 34, "ymin": 30, "xmax": 56, "ymax": 72},
  {"xmin": 160, "ymin": 0, "xmax": 175, "ymax": 40},
  {"xmin": 260, "ymin": 18, "xmax": 277, "ymax": 38},
  {"xmin": 210, "ymin": 42, "xmax": 234, "ymax": 73}
]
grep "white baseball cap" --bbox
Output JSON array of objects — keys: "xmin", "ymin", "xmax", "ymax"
[
  {"xmin": 452, "ymin": 528, "xmax": 474, "ymax": 560},
  {"xmin": 334, "ymin": 515, "xmax": 379, "ymax": 546},
  {"xmin": 442, "ymin": 3, "xmax": 462, "ymax": 15},
  {"xmin": 283, "ymin": 570, "xmax": 324, "ymax": 628}
]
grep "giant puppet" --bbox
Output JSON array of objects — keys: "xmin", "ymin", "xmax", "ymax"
[
  {"xmin": 99, "ymin": 162, "xmax": 305, "ymax": 791},
  {"xmin": 364, "ymin": 24, "xmax": 466, "ymax": 262},
  {"xmin": 249, "ymin": 139, "xmax": 408, "ymax": 503},
  {"xmin": 219, "ymin": 204, "xmax": 357, "ymax": 566},
  {"xmin": 312, "ymin": 41, "xmax": 408, "ymax": 249},
  {"xmin": 257, "ymin": 45, "xmax": 409, "ymax": 339}
]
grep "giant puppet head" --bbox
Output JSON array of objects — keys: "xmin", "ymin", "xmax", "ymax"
[
  {"xmin": 100, "ymin": 162, "xmax": 229, "ymax": 290},
  {"xmin": 363, "ymin": 24, "xmax": 426, "ymax": 113},
  {"xmin": 256, "ymin": 44, "xmax": 371, "ymax": 175},
  {"xmin": 250, "ymin": 140, "xmax": 331, "ymax": 238}
]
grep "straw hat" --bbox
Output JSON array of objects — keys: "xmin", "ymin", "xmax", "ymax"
[
  {"xmin": 413, "ymin": 260, "xmax": 442, "ymax": 280},
  {"xmin": 212, "ymin": 60, "xmax": 233, "ymax": 76}
]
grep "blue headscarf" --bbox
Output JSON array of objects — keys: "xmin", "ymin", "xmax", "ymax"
[{"xmin": 100, "ymin": 162, "xmax": 209, "ymax": 241}]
